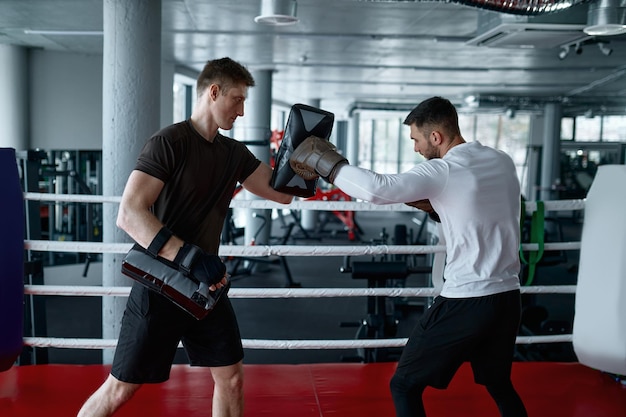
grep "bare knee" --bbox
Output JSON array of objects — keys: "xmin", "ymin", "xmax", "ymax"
[
  {"xmin": 209, "ymin": 363, "xmax": 245, "ymax": 416},
  {"xmin": 212, "ymin": 362, "xmax": 244, "ymax": 395}
]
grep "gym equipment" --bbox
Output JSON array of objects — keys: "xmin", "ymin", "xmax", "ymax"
[
  {"xmin": 340, "ymin": 260, "xmax": 410, "ymax": 363},
  {"xmin": 339, "ymin": 226, "xmax": 432, "ymax": 363},
  {"xmin": 221, "ymin": 203, "xmax": 299, "ymax": 287}
]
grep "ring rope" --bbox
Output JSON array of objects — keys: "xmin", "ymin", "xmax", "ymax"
[
  {"xmin": 22, "ymin": 334, "xmax": 573, "ymax": 350},
  {"xmin": 22, "ymin": 192, "xmax": 586, "ymax": 213},
  {"xmin": 23, "ymin": 285, "xmax": 577, "ymax": 298},
  {"xmin": 19, "ymin": 195, "xmax": 584, "ymax": 354},
  {"xmin": 24, "ymin": 240, "xmax": 580, "ymax": 256}
]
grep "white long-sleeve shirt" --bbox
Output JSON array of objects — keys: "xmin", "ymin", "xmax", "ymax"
[{"xmin": 334, "ymin": 141, "xmax": 521, "ymax": 298}]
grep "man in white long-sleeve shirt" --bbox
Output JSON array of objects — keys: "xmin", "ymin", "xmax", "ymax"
[{"xmin": 290, "ymin": 96, "xmax": 527, "ymax": 417}]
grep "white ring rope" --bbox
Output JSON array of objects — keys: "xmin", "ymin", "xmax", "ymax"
[
  {"xmin": 23, "ymin": 192, "xmax": 586, "ymax": 213},
  {"xmin": 22, "ymin": 334, "xmax": 573, "ymax": 350},
  {"xmin": 19, "ymin": 194, "xmax": 584, "ymax": 352},
  {"xmin": 24, "ymin": 193, "xmax": 122, "ymax": 204},
  {"xmin": 24, "ymin": 241, "xmax": 448, "ymax": 256},
  {"xmin": 23, "ymin": 285, "xmax": 577, "ymax": 298},
  {"xmin": 22, "ymin": 284, "xmax": 577, "ymax": 350},
  {"xmin": 24, "ymin": 241, "xmax": 580, "ymax": 255}
]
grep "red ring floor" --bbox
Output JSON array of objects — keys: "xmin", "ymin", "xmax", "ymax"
[{"xmin": 1, "ymin": 361, "xmax": 625, "ymax": 416}]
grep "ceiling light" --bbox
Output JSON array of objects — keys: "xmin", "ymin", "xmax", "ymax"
[
  {"xmin": 254, "ymin": 0, "xmax": 299, "ymax": 26},
  {"xmin": 464, "ymin": 95, "xmax": 479, "ymax": 108},
  {"xmin": 583, "ymin": 0, "xmax": 626, "ymax": 36},
  {"xmin": 584, "ymin": 24, "xmax": 626, "ymax": 35},
  {"xmin": 506, "ymin": 107, "xmax": 517, "ymax": 119}
]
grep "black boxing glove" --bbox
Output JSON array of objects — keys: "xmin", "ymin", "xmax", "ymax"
[{"xmin": 174, "ymin": 242, "xmax": 226, "ymax": 286}]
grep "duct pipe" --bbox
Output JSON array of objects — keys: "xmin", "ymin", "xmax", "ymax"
[{"xmin": 584, "ymin": 0, "xmax": 626, "ymax": 35}]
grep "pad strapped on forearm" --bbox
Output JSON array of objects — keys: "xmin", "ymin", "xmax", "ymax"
[
  {"xmin": 146, "ymin": 227, "xmax": 173, "ymax": 258},
  {"xmin": 121, "ymin": 226, "xmax": 228, "ymax": 320},
  {"xmin": 174, "ymin": 244, "xmax": 202, "ymax": 276}
]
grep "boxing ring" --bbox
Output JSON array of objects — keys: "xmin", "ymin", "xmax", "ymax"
[{"xmin": 2, "ymin": 163, "xmax": 626, "ymax": 416}]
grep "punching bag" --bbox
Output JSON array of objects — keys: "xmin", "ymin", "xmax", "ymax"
[
  {"xmin": 0, "ymin": 148, "xmax": 24, "ymax": 371},
  {"xmin": 573, "ymin": 165, "xmax": 626, "ymax": 375}
]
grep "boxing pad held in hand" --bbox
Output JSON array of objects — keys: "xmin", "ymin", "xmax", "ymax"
[
  {"xmin": 270, "ymin": 103, "xmax": 335, "ymax": 197},
  {"xmin": 289, "ymin": 136, "xmax": 348, "ymax": 183},
  {"xmin": 121, "ymin": 227, "xmax": 229, "ymax": 320},
  {"xmin": 174, "ymin": 242, "xmax": 226, "ymax": 286}
]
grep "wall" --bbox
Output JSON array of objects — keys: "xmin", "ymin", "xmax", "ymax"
[
  {"xmin": 29, "ymin": 50, "xmax": 103, "ymax": 150},
  {"xmin": 28, "ymin": 49, "xmax": 174, "ymax": 152}
]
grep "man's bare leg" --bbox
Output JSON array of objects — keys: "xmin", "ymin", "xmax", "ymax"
[
  {"xmin": 210, "ymin": 361, "xmax": 245, "ymax": 417},
  {"xmin": 77, "ymin": 374, "xmax": 142, "ymax": 417}
]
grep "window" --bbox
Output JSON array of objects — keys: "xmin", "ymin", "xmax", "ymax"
[
  {"xmin": 602, "ymin": 115, "xmax": 626, "ymax": 142},
  {"xmin": 561, "ymin": 114, "xmax": 626, "ymax": 142},
  {"xmin": 173, "ymin": 74, "xmax": 196, "ymax": 123},
  {"xmin": 575, "ymin": 116, "xmax": 601, "ymax": 142},
  {"xmin": 357, "ymin": 111, "xmax": 530, "ymax": 186},
  {"xmin": 371, "ymin": 119, "xmax": 400, "ymax": 173},
  {"xmin": 561, "ymin": 117, "xmax": 574, "ymax": 141}
]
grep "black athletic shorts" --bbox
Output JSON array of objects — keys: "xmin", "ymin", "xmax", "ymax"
[
  {"xmin": 111, "ymin": 282, "xmax": 244, "ymax": 384},
  {"xmin": 394, "ymin": 289, "xmax": 521, "ymax": 389}
]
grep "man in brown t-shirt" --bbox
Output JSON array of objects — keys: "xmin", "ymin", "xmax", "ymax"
[{"xmin": 77, "ymin": 57, "xmax": 294, "ymax": 417}]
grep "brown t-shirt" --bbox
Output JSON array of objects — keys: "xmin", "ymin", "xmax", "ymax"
[{"xmin": 135, "ymin": 120, "xmax": 261, "ymax": 254}]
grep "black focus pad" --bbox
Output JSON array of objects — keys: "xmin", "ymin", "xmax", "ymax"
[
  {"xmin": 270, "ymin": 103, "xmax": 335, "ymax": 197},
  {"xmin": 121, "ymin": 243, "xmax": 229, "ymax": 320}
]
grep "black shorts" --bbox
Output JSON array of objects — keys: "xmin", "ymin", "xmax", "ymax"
[
  {"xmin": 111, "ymin": 282, "xmax": 244, "ymax": 384},
  {"xmin": 394, "ymin": 290, "xmax": 521, "ymax": 389}
]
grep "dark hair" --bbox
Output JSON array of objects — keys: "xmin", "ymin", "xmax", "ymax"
[
  {"xmin": 196, "ymin": 57, "xmax": 255, "ymax": 98},
  {"xmin": 403, "ymin": 96, "xmax": 461, "ymax": 138}
]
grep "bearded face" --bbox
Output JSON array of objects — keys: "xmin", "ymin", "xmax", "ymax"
[{"xmin": 409, "ymin": 125, "xmax": 439, "ymax": 160}]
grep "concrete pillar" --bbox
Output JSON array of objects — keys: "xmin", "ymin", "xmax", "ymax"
[
  {"xmin": 526, "ymin": 114, "xmax": 545, "ymax": 200},
  {"xmin": 0, "ymin": 45, "xmax": 29, "ymax": 151},
  {"xmin": 160, "ymin": 60, "xmax": 175, "ymax": 127},
  {"xmin": 101, "ymin": 0, "xmax": 162, "ymax": 363},
  {"xmin": 300, "ymin": 98, "xmax": 322, "ymax": 231},
  {"xmin": 241, "ymin": 69, "xmax": 273, "ymax": 246},
  {"xmin": 540, "ymin": 102, "xmax": 562, "ymax": 203}
]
